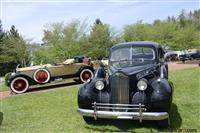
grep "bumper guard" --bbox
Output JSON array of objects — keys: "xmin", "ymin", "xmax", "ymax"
[{"xmin": 78, "ymin": 102, "xmax": 168, "ymax": 122}]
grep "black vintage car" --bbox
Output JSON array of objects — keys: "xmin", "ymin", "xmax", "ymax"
[
  {"xmin": 77, "ymin": 41, "xmax": 173, "ymax": 127},
  {"xmin": 189, "ymin": 50, "xmax": 200, "ymax": 60},
  {"xmin": 179, "ymin": 53, "xmax": 192, "ymax": 62}
]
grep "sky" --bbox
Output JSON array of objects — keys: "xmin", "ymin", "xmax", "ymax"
[{"xmin": 0, "ymin": 0, "xmax": 199, "ymax": 43}]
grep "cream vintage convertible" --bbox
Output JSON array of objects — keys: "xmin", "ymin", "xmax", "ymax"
[{"xmin": 6, "ymin": 56, "xmax": 94, "ymax": 94}]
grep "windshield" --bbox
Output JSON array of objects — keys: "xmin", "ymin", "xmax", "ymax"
[{"xmin": 110, "ymin": 46, "xmax": 155, "ymax": 68}]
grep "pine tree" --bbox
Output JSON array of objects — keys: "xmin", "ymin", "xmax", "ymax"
[
  {"xmin": 88, "ymin": 19, "xmax": 112, "ymax": 59},
  {"xmin": 9, "ymin": 25, "xmax": 20, "ymax": 38},
  {"xmin": 0, "ymin": 20, "xmax": 5, "ymax": 43}
]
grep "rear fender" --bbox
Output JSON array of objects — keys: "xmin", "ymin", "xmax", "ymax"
[{"xmin": 76, "ymin": 65, "xmax": 94, "ymax": 76}]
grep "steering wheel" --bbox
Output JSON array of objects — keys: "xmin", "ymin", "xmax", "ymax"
[{"xmin": 119, "ymin": 58, "xmax": 130, "ymax": 68}]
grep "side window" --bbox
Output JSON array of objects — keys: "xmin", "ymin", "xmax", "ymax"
[
  {"xmin": 132, "ymin": 47, "xmax": 143, "ymax": 55},
  {"xmin": 143, "ymin": 48, "xmax": 155, "ymax": 59},
  {"xmin": 132, "ymin": 47, "xmax": 155, "ymax": 59}
]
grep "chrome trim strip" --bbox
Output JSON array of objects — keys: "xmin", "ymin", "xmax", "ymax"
[
  {"xmin": 92, "ymin": 103, "xmax": 145, "ymax": 107},
  {"xmin": 78, "ymin": 108, "xmax": 168, "ymax": 120},
  {"xmin": 92, "ymin": 106, "xmax": 146, "ymax": 111}
]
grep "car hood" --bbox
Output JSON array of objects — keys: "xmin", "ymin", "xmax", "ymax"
[
  {"xmin": 110, "ymin": 64, "xmax": 158, "ymax": 76},
  {"xmin": 17, "ymin": 64, "xmax": 52, "ymax": 71}
]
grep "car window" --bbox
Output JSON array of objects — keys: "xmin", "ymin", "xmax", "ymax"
[
  {"xmin": 110, "ymin": 48, "xmax": 131, "ymax": 61},
  {"xmin": 110, "ymin": 46, "xmax": 155, "ymax": 68},
  {"xmin": 132, "ymin": 47, "xmax": 155, "ymax": 60}
]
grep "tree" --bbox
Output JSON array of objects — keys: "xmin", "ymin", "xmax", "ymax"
[
  {"xmin": 178, "ymin": 9, "xmax": 187, "ymax": 27},
  {"xmin": 0, "ymin": 20, "xmax": 5, "ymax": 61},
  {"xmin": 0, "ymin": 23, "xmax": 30, "ymax": 75},
  {"xmin": 123, "ymin": 20, "xmax": 153, "ymax": 42},
  {"xmin": 88, "ymin": 19, "xmax": 114, "ymax": 59},
  {"xmin": 9, "ymin": 25, "xmax": 20, "ymax": 38},
  {"xmin": 0, "ymin": 20, "xmax": 5, "ymax": 43},
  {"xmin": 1, "ymin": 25, "xmax": 30, "ymax": 65},
  {"xmin": 151, "ymin": 21, "xmax": 177, "ymax": 46},
  {"xmin": 123, "ymin": 9, "xmax": 200, "ymax": 50},
  {"xmin": 2, "ymin": 31, "xmax": 30, "ymax": 66},
  {"xmin": 174, "ymin": 25, "xmax": 200, "ymax": 50},
  {"xmin": 190, "ymin": 9, "xmax": 200, "ymax": 29},
  {"xmin": 37, "ymin": 20, "xmax": 89, "ymax": 63}
]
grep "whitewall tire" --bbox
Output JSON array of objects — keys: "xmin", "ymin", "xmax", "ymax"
[
  {"xmin": 10, "ymin": 77, "xmax": 29, "ymax": 94},
  {"xmin": 33, "ymin": 69, "xmax": 50, "ymax": 84},
  {"xmin": 80, "ymin": 69, "xmax": 94, "ymax": 83}
]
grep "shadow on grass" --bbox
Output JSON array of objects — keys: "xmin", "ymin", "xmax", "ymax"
[
  {"xmin": 85, "ymin": 103, "xmax": 181, "ymax": 132},
  {"xmin": 0, "ymin": 112, "xmax": 3, "ymax": 126},
  {"xmin": 169, "ymin": 103, "xmax": 182, "ymax": 129},
  {"xmin": 27, "ymin": 81, "xmax": 81, "ymax": 93},
  {"xmin": 85, "ymin": 119, "xmax": 157, "ymax": 132}
]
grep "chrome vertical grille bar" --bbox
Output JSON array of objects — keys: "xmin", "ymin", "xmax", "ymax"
[{"xmin": 110, "ymin": 72, "xmax": 129, "ymax": 104}]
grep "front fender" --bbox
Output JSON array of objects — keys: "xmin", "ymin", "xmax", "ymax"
[
  {"xmin": 78, "ymin": 78, "xmax": 109, "ymax": 109},
  {"xmin": 150, "ymin": 78, "xmax": 173, "ymax": 112},
  {"xmin": 7, "ymin": 73, "xmax": 36, "ymax": 86}
]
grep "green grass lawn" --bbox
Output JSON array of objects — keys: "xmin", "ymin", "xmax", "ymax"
[
  {"xmin": 0, "ymin": 83, "xmax": 9, "ymax": 92},
  {"xmin": 0, "ymin": 68, "xmax": 199, "ymax": 132}
]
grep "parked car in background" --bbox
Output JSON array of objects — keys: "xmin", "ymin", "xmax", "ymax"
[
  {"xmin": 179, "ymin": 53, "xmax": 192, "ymax": 62},
  {"xmin": 178, "ymin": 49, "xmax": 200, "ymax": 62},
  {"xmin": 164, "ymin": 51, "xmax": 178, "ymax": 61},
  {"xmin": 188, "ymin": 49, "xmax": 200, "ymax": 60},
  {"xmin": 78, "ymin": 41, "xmax": 173, "ymax": 128},
  {"xmin": 6, "ymin": 56, "xmax": 94, "ymax": 94}
]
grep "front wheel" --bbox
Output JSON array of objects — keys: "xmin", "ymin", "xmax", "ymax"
[
  {"xmin": 10, "ymin": 77, "xmax": 29, "ymax": 94},
  {"xmin": 79, "ymin": 69, "xmax": 94, "ymax": 83},
  {"xmin": 157, "ymin": 118, "xmax": 170, "ymax": 128}
]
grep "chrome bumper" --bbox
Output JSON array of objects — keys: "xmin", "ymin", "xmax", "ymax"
[
  {"xmin": 78, "ymin": 102, "xmax": 168, "ymax": 121},
  {"xmin": 78, "ymin": 108, "xmax": 168, "ymax": 120}
]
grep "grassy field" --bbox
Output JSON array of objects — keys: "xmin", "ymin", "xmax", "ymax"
[
  {"xmin": 0, "ymin": 68, "xmax": 199, "ymax": 133},
  {"xmin": 0, "ymin": 83, "xmax": 8, "ymax": 92}
]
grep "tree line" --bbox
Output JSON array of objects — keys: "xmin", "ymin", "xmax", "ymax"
[
  {"xmin": 0, "ymin": 22, "xmax": 31, "ymax": 75},
  {"xmin": 0, "ymin": 9, "xmax": 199, "ymax": 76}
]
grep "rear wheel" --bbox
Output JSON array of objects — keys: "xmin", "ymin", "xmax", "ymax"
[
  {"xmin": 33, "ymin": 68, "xmax": 50, "ymax": 84},
  {"xmin": 10, "ymin": 77, "xmax": 29, "ymax": 94},
  {"xmin": 79, "ymin": 69, "xmax": 94, "ymax": 83},
  {"xmin": 157, "ymin": 118, "xmax": 170, "ymax": 128}
]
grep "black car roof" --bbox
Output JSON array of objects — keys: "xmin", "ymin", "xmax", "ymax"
[{"xmin": 111, "ymin": 41, "xmax": 160, "ymax": 50}]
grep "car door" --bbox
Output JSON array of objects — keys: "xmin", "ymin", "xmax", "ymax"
[{"xmin": 47, "ymin": 63, "xmax": 83, "ymax": 77}]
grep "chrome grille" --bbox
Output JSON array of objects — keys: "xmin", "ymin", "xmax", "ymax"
[{"xmin": 110, "ymin": 72, "xmax": 129, "ymax": 104}]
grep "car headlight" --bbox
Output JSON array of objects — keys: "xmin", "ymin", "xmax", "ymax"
[
  {"xmin": 95, "ymin": 80, "xmax": 104, "ymax": 90},
  {"xmin": 137, "ymin": 79, "xmax": 147, "ymax": 91}
]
